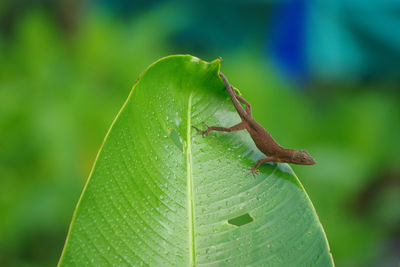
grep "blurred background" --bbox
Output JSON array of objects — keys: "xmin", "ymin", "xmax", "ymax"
[{"xmin": 1, "ymin": 0, "xmax": 399, "ymax": 266}]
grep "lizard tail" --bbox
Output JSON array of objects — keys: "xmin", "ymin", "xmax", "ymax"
[{"xmin": 219, "ymin": 72, "xmax": 249, "ymax": 120}]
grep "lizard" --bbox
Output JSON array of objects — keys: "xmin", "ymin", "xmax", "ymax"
[{"xmin": 193, "ymin": 72, "xmax": 316, "ymax": 176}]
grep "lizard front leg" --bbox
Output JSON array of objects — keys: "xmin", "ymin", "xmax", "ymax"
[
  {"xmin": 250, "ymin": 157, "xmax": 276, "ymax": 176},
  {"xmin": 193, "ymin": 122, "xmax": 246, "ymax": 136}
]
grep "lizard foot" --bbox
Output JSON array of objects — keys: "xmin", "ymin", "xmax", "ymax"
[
  {"xmin": 192, "ymin": 125, "xmax": 210, "ymax": 136},
  {"xmin": 247, "ymin": 167, "xmax": 259, "ymax": 177}
]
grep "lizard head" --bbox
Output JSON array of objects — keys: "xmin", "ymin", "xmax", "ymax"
[{"xmin": 292, "ymin": 150, "xmax": 316, "ymax": 165}]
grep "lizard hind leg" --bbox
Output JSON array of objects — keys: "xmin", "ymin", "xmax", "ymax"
[
  {"xmin": 192, "ymin": 122, "xmax": 246, "ymax": 136},
  {"xmin": 235, "ymin": 93, "xmax": 252, "ymax": 117}
]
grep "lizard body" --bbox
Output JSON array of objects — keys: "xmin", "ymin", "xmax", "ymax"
[{"xmin": 194, "ymin": 72, "xmax": 315, "ymax": 175}]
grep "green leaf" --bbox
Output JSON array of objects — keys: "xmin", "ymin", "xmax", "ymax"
[{"xmin": 58, "ymin": 55, "xmax": 334, "ymax": 266}]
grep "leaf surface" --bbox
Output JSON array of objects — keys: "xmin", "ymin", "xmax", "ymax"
[{"xmin": 59, "ymin": 55, "xmax": 334, "ymax": 266}]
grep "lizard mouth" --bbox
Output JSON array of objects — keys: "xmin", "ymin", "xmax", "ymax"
[{"xmin": 306, "ymin": 157, "xmax": 316, "ymax": 165}]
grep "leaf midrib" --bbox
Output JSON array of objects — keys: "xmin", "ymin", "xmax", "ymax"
[{"xmin": 186, "ymin": 93, "xmax": 196, "ymax": 267}]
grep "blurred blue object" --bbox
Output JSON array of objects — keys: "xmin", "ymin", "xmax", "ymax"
[
  {"xmin": 269, "ymin": 0, "xmax": 400, "ymax": 81},
  {"xmin": 269, "ymin": 0, "xmax": 308, "ymax": 82}
]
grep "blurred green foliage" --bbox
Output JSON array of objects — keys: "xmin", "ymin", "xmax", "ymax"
[{"xmin": 0, "ymin": 5, "xmax": 400, "ymax": 267}]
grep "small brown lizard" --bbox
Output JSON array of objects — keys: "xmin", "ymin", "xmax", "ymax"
[{"xmin": 194, "ymin": 72, "xmax": 315, "ymax": 175}]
